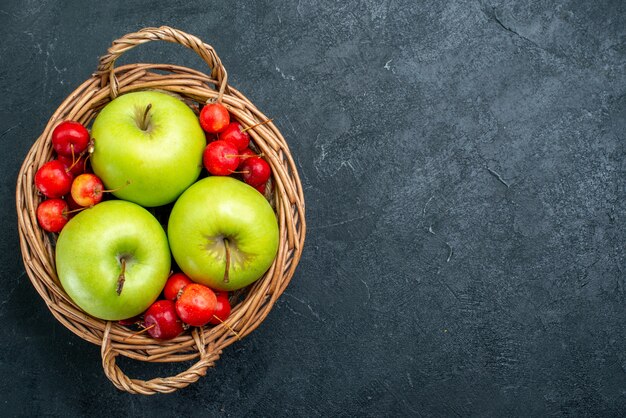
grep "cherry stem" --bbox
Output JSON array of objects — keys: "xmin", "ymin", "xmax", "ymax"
[
  {"xmin": 140, "ymin": 103, "xmax": 152, "ymax": 131},
  {"xmin": 83, "ymin": 153, "xmax": 91, "ymax": 172},
  {"xmin": 223, "ymin": 238, "xmax": 230, "ymax": 284},
  {"xmin": 102, "ymin": 180, "xmax": 131, "ymax": 194},
  {"xmin": 65, "ymin": 148, "xmax": 90, "ymax": 174},
  {"xmin": 122, "ymin": 324, "xmax": 155, "ymax": 342},
  {"xmin": 212, "ymin": 315, "xmax": 241, "ymax": 340},
  {"xmin": 66, "ymin": 154, "xmax": 82, "ymax": 172},
  {"xmin": 116, "ymin": 258, "xmax": 126, "ymax": 296},
  {"xmin": 241, "ymin": 118, "xmax": 273, "ymax": 133},
  {"xmin": 225, "ymin": 153, "xmax": 264, "ymax": 158},
  {"xmin": 63, "ymin": 207, "xmax": 86, "ymax": 216}
]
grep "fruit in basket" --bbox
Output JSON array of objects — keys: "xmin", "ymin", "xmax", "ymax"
[
  {"xmin": 143, "ymin": 300, "xmax": 184, "ymax": 340},
  {"xmin": 57, "ymin": 154, "xmax": 86, "ymax": 177},
  {"xmin": 55, "ymin": 200, "xmax": 171, "ymax": 320},
  {"xmin": 208, "ymin": 292, "xmax": 231, "ymax": 325},
  {"xmin": 175, "ymin": 283, "xmax": 218, "ymax": 327},
  {"xmin": 203, "ymin": 140, "xmax": 240, "ymax": 175},
  {"xmin": 168, "ymin": 176, "xmax": 279, "ymax": 291},
  {"xmin": 90, "ymin": 91, "xmax": 206, "ymax": 207},
  {"xmin": 219, "ymin": 118, "xmax": 274, "ymax": 150},
  {"xmin": 70, "ymin": 173, "xmax": 106, "ymax": 207},
  {"xmin": 35, "ymin": 160, "xmax": 74, "ymax": 198},
  {"xmin": 163, "ymin": 272, "xmax": 193, "ymax": 301},
  {"xmin": 51, "ymin": 121, "xmax": 90, "ymax": 157},
  {"xmin": 240, "ymin": 156, "xmax": 271, "ymax": 187},
  {"xmin": 237, "ymin": 147, "xmax": 257, "ymax": 162},
  {"xmin": 65, "ymin": 192, "xmax": 82, "ymax": 212},
  {"xmin": 219, "ymin": 122, "xmax": 249, "ymax": 151},
  {"xmin": 199, "ymin": 102, "xmax": 230, "ymax": 133},
  {"xmin": 36, "ymin": 198, "xmax": 69, "ymax": 233}
]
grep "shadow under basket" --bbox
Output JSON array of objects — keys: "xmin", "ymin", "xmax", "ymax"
[{"xmin": 15, "ymin": 26, "xmax": 306, "ymax": 395}]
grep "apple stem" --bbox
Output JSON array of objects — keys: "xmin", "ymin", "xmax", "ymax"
[
  {"xmin": 212, "ymin": 315, "xmax": 241, "ymax": 340},
  {"xmin": 227, "ymin": 170, "xmax": 250, "ymax": 174},
  {"xmin": 241, "ymin": 118, "xmax": 273, "ymax": 133},
  {"xmin": 140, "ymin": 103, "xmax": 152, "ymax": 131},
  {"xmin": 122, "ymin": 324, "xmax": 155, "ymax": 342},
  {"xmin": 223, "ymin": 238, "xmax": 231, "ymax": 284},
  {"xmin": 116, "ymin": 258, "xmax": 126, "ymax": 296}
]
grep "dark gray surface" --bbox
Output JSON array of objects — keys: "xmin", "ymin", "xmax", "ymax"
[{"xmin": 1, "ymin": 0, "xmax": 624, "ymax": 416}]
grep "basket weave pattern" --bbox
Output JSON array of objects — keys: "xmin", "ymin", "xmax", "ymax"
[{"xmin": 15, "ymin": 26, "xmax": 306, "ymax": 395}]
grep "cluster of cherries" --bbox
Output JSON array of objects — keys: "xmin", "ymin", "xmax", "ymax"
[
  {"xmin": 34, "ymin": 121, "xmax": 109, "ymax": 233},
  {"xmin": 124, "ymin": 272, "xmax": 232, "ymax": 340},
  {"xmin": 199, "ymin": 101, "xmax": 272, "ymax": 193}
]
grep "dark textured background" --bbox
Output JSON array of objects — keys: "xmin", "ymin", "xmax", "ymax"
[{"xmin": 1, "ymin": 0, "xmax": 624, "ymax": 416}]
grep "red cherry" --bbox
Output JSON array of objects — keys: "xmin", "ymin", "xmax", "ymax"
[
  {"xmin": 164, "ymin": 273, "xmax": 193, "ymax": 301},
  {"xmin": 235, "ymin": 148, "xmax": 259, "ymax": 173},
  {"xmin": 35, "ymin": 160, "xmax": 74, "ymax": 198},
  {"xmin": 204, "ymin": 132, "xmax": 218, "ymax": 143},
  {"xmin": 175, "ymin": 284, "xmax": 217, "ymax": 327},
  {"xmin": 240, "ymin": 156, "xmax": 271, "ymax": 187},
  {"xmin": 64, "ymin": 192, "xmax": 82, "ymax": 213},
  {"xmin": 255, "ymin": 183, "xmax": 266, "ymax": 195},
  {"xmin": 51, "ymin": 121, "xmax": 90, "ymax": 157},
  {"xmin": 199, "ymin": 102, "xmax": 230, "ymax": 133},
  {"xmin": 57, "ymin": 154, "xmax": 85, "ymax": 177},
  {"xmin": 240, "ymin": 147, "xmax": 258, "ymax": 158},
  {"xmin": 143, "ymin": 300, "xmax": 184, "ymax": 340},
  {"xmin": 219, "ymin": 122, "xmax": 250, "ymax": 151},
  {"xmin": 36, "ymin": 198, "xmax": 69, "ymax": 233},
  {"xmin": 203, "ymin": 140, "xmax": 240, "ymax": 176},
  {"xmin": 208, "ymin": 292, "xmax": 231, "ymax": 325},
  {"xmin": 71, "ymin": 173, "xmax": 104, "ymax": 207},
  {"xmin": 118, "ymin": 315, "xmax": 141, "ymax": 326}
]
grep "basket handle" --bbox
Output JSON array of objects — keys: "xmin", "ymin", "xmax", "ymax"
[
  {"xmin": 101, "ymin": 322, "xmax": 220, "ymax": 395},
  {"xmin": 96, "ymin": 26, "xmax": 228, "ymax": 101}
]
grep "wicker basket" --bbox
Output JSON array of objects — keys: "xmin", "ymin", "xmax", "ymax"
[{"xmin": 15, "ymin": 26, "xmax": 306, "ymax": 395}]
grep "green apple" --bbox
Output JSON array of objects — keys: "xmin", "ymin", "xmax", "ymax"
[
  {"xmin": 55, "ymin": 200, "xmax": 171, "ymax": 320},
  {"xmin": 90, "ymin": 90, "xmax": 206, "ymax": 207},
  {"xmin": 168, "ymin": 176, "xmax": 279, "ymax": 291}
]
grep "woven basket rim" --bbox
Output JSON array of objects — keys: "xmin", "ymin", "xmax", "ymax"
[{"xmin": 15, "ymin": 26, "xmax": 306, "ymax": 395}]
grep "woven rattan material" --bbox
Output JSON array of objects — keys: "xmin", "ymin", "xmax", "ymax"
[{"xmin": 15, "ymin": 26, "xmax": 306, "ymax": 394}]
